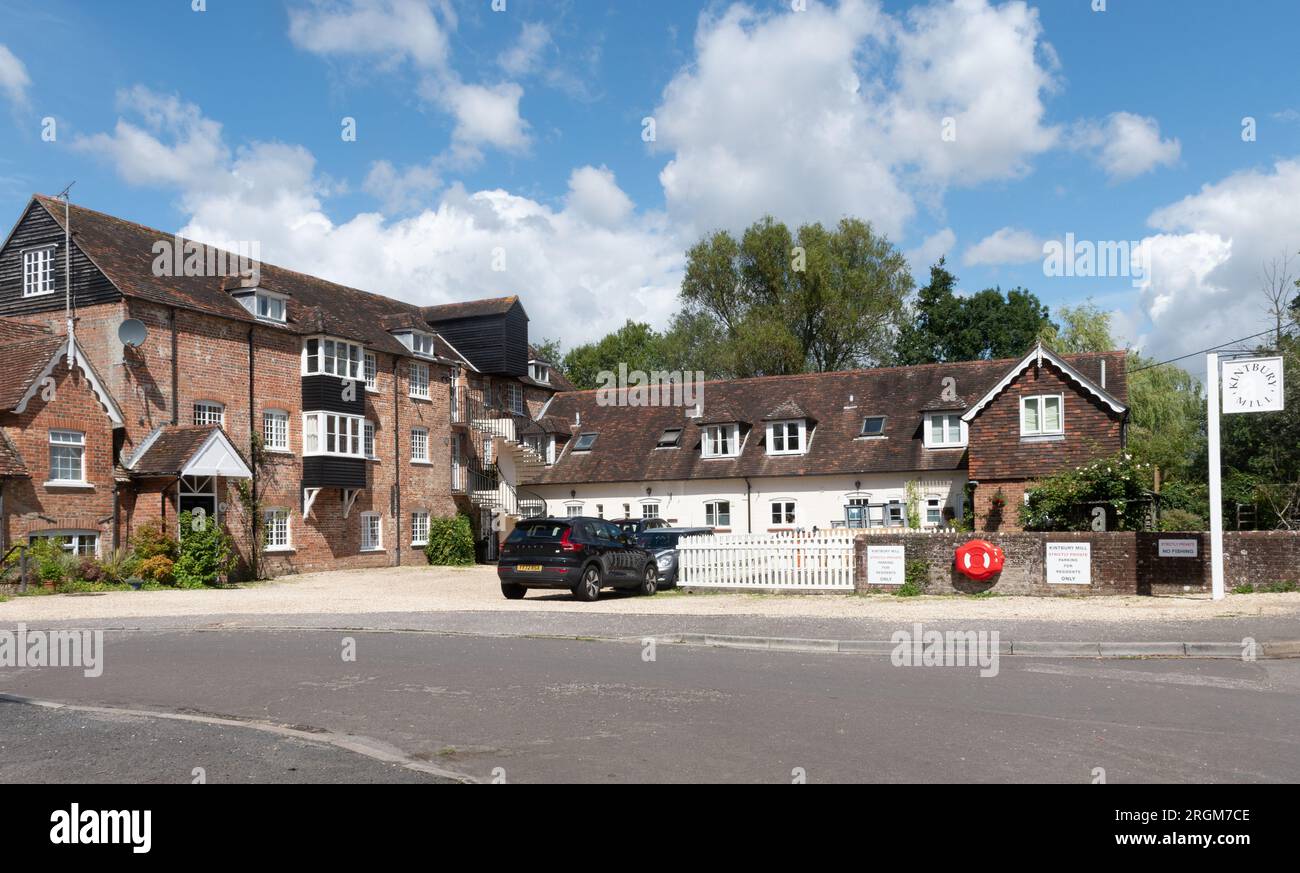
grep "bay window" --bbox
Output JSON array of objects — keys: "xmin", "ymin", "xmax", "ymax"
[
  {"xmin": 303, "ymin": 337, "xmax": 363, "ymax": 379},
  {"xmin": 301, "ymin": 412, "xmax": 364, "ymax": 458}
]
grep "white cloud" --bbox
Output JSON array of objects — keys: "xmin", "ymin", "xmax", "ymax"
[
  {"xmin": 1073, "ymin": 111, "xmax": 1180, "ymax": 182},
  {"xmin": 287, "ymin": 0, "xmax": 450, "ymax": 70},
  {"xmin": 72, "ymin": 87, "xmax": 229, "ymax": 188},
  {"xmin": 963, "ymin": 226, "xmax": 1044, "ymax": 266},
  {"xmin": 653, "ymin": 0, "xmax": 1060, "ymax": 238},
  {"xmin": 433, "ymin": 81, "xmax": 530, "ymax": 156},
  {"xmin": 0, "ymin": 44, "xmax": 32, "ymax": 110},
  {"xmin": 79, "ymin": 89, "xmax": 682, "ymax": 350},
  {"xmin": 1123, "ymin": 158, "xmax": 1300, "ymax": 362},
  {"xmin": 565, "ymin": 166, "xmax": 634, "ymax": 228},
  {"xmin": 499, "ymin": 22, "xmax": 551, "ymax": 76},
  {"xmin": 905, "ymin": 227, "xmax": 956, "ymax": 277},
  {"xmin": 362, "ymin": 158, "xmax": 442, "ymax": 214}
]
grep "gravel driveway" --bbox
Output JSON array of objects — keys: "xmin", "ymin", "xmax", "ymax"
[{"xmin": 2, "ymin": 564, "xmax": 1299, "ymax": 624}]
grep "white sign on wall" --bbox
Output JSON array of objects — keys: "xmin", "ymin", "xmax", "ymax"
[
  {"xmin": 1046, "ymin": 542, "xmax": 1092, "ymax": 586},
  {"xmin": 867, "ymin": 545, "xmax": 906, "ymax": 586},
  {"xmin": 1222, "ymin": 356, "xmax": 1285, "ymax": 414},
  {"xmin": 1158, "ymin": 539, "xmax": 1199, "ymax": 558}
]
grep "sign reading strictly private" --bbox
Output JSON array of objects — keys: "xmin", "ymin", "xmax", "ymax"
[
  {"xmin": 1046, "ymin": 542, "xmax": 1091, "ymax": 585},
  {"xmin": 1222, "ymin": 356, "xmax": 1285, "ymax": 414},
  {"xmin": 1158, "ymin": 538, "xmax": 1199, "ymax": 558},
  {"xmin": 867, "ymin": 545, "xmax": 906, "ymax": 586}
]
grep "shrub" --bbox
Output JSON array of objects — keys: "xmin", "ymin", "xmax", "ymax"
[
  {"xmin": 131, "ymin": 520, "xmax": 179, "ymax": 561},
  {"xmin": 28, "ymin": 538, "xmax": 75, "ymax": 586},
  {"xmin": 174, "ymin": 511, "xmax": 236, "ymax": 588},
  {"xmin": 1232, "ymin": 583, "xmax": 1254, "ymax": 595},
  {"xmin": 424, "ymin": 514, "xmax": 476, "ymax": 566},
  {"xmin": 1158, "ymin": 508, "xmax": 1205, "ymax": 532},
  {"xmin": 136, "ymin": 555, "xmax": 176, "ymax": 586},
  {"xmin": 1021, "ymin": 453, "xmax": 1152, "ymax": 531},
  {"xmin": 76, "ymin": 557, "xmax": 105, "ymax": 584},
  {"xmin": 896, "ymin": 559, "xmax": 930, "ymax": 597}
]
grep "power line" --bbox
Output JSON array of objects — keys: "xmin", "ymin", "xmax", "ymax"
[{"xmin": 1130, "ymin": 319, "xmax": 1298, "ymax": 373}]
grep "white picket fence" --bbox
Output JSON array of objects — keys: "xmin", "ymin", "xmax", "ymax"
[{"xmin": 678, "ymin": 532, "xmax": 856, "ymax": 590}]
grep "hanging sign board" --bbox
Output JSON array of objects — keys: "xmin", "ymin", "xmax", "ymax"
[{"xmin": 1222, "ymin": 357, "xmax": 1285, "ymax": 414}]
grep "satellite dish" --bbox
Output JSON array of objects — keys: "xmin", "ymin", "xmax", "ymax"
[{"xmin": 118, "ymin": 319, "xmax": 148, "ymax": 348}]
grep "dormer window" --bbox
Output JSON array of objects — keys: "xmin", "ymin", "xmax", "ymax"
[
  {"xmin": 924, "ymin": 413, "xmax": 967, "ymax": 448},
  {"xmin": 394, "ymin": 330, "xmax": 436, "ymax": 358},
  {"xmin": 766, "ymin": 419, "xmax": 807, "ymax": 455},
  {"xmin": 573, "ymin": 432, "xmax": 598, "ymax": 452},
  {"xmin": 255, "ymin": 292, "xmax": 286, "ymax": 322},
  {"xmin": 656, "ymin": 428, "xmax": 683, "ymax": 448},
  {"xmin": 702, "ymin": 424, "xmax": 740, "ymax": 459},
  {"xmin": 860, "ymin": 416, "xmax": 886, "ymax": 437},
  {"xmin": 530, "ymin": 362, "xmax": 549, "ymax": 384}
]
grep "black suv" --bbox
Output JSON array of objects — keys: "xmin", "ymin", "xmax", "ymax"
[
  {"xmin": 613, "ymin": 517, "xmax": 670, "ymax": 538},
  {"xmin": 497, "ymin": 517, "xmax": 659, "ymax": 602}
]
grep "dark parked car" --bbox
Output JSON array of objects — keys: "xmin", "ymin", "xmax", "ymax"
[
  {"xmin": 613, "ymin": 517, "xmax": 670, "ymax": 538},
  {"xmin": 635, "ymin": 527, "xmax": 713, "ymax": 588},
  {"xmin": 497, "ymin": 517, "xmax": 659, "ymax": 602}
]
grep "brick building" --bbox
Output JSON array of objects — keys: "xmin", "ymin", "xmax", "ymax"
[{"xmin": 0, "ymin": 195, "xmax": 567, "ymax": 574}]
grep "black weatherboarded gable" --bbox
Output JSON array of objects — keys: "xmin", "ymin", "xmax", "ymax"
[
  {"xmin": 0, "ymin": 200, "xmax": 120, "ymax": 318},
  {"xmin": 424, "ymin": 296, "xmax": 528, "ymax": 376}
]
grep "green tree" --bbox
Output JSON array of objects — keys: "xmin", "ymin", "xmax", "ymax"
[
  {"xmin": 531, "ymin": 337, "xmax": 563, "ymax": 366},
  {"xmin": 1127, "ymin": 356, "xmax": 1206, "ymax": 489},
  {"xmin": 561, "ymin": 320, "xmax": 666, "ymax": 390},
  {"xmin": 894, "ymin": 259, "xmax": 1056, "ymax": 364},
  {"xmin": 1040, "ymin": 301, "xmax": 1115, "ymax": 353},
  {"xmin": 680, "ymin": 216, "xmax": 912, "ymax": 377}
]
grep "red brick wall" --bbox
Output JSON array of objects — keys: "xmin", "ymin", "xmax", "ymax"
[{"xmin": 1, "ymin": 364, "xmax": 117, "ymax": 554}]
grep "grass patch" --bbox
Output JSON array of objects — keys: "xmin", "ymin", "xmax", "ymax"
[{"xmin": 1232, "ymin": 581, "xmax": 1299, "ymax": 594}]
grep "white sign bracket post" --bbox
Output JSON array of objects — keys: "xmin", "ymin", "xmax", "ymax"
[{"xmin": 1207, "ymin": 352, "xmax": 1226, "ymax": 601}]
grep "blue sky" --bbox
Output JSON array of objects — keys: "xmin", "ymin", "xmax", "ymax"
[{"xmin": 2, "ymin": 0, "xmax": 1299, "ymax": 363}]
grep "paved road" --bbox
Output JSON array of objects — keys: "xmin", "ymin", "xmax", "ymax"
[{"xmin": 2, "ymin": 627, "xmax": 1298, "ymax": 783}]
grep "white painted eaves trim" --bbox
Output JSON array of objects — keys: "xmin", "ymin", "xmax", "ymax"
[
  {"xmin": 12, "ymin": 337, "xmax": 125, "ymax": 427},
  {"xmin": 961, "ymin": 343, "xmax": 1127, "ymax": 423}
]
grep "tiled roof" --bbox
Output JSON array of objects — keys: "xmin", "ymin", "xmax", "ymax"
[
  {"xmin": 762, "ymin": 397, "xmax": 810, "ymax": 421},
  {"xmin": 535, "ymin": 351, "xmax": 1127, "ymax": 485},
  {"xmin": 421, "ymin": 296, "xmax": 521, "ymax": 322},
  {"xmin": 0, "ymin": 429, "xmax": 28, "ymax": 478},
  {"xmin": 128, "ymin": 425, "xmax": 222, "ymax": 477},
  {"xmin": 0, "ymin": 333, "xmax": 65, "ymax": 411},
  {"xmin": 0, "ymin": 321, "xmax": 51, "ymax": 343},
  {"xmin": 29, "ymin": 195, "xmax": 508, "ymax": 363}
]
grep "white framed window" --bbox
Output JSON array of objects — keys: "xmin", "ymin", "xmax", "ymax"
[
  {"xmin": 361, "ymin": 512, "xmax": 383, "ymax": 552},
  {"xmin": 924, "ymin": 413, "xmax": 966, "ymax": 448},
  {"xmin": 530, "ymin": 362, "xmax": 549, "ymax": 384},
  {"xmin": 705, "ymin": 500, "xmax": 731, "ymax": 528},
  {"xmin": 48, "ymin": 430, "xmax": 85, "ymax": 483},
  {"xmin": 194, "ymin": 401, "xmax": 225, "ymax": 427},
  {"xmin": 302, "ymin": 412, "xmax": 364, "ymax": 457},
  {"xmin": 364, "ymin": 352, "xmax": 378, "ymax": 391},
  {"xmin": 303, "ymin": 337, "xmax": 363, "ymax": 379},
  {"xmin": 264, "ymin": 508, "xmax": 291, "ymax": 551},
  {"xmin": 1021, "ymin": 394, "xmax": 1064, "ymax": 436},
  {"xmin": 29, "ymin": 530, "xmax": 98, "ymax": 557},
  {"xmin": 23, "ymin": 245, "xmax": 56, "ymax": 297},
  {"xmin": 263, "ymin": 409, "xmax": 289, "ymax": 451},
  {"xmin": 770, "ymin": 500, "xmax": 796, "ymax": 526},
  {"xmin": 572, "ymin": 432, "xmax": 597, "ymax": 452},
  {"xmin": 395, "ymin": 331, "xmax": 435, "ymax": 357},
  {"xmin": 641, "ymin": 502, "xmax": 660, "ymax": 519},
  {"xmin": 255, "ymin": 292, "xmax": 286, "ymax": 323},
  {"xmin": 507, "ymin": 382, "xmax": 524, "ymax": 415},
  {"xmin": 566, "ymin": 504, "xmax": 583, "ymax": 518},
  {"xmin": 766, "ymin": 419, "xmax": 806, "ymax": 455},
  {"xmin": 409, "ymin": 361, "xmax": 430, "ymax": 399},
  {"xmin": 926, "ymin": 497, "xmax": 943, "ymax": 526},
  {"xmin": 410, "ymin": 510, "xmax": 430, "ymax": 546},
  {"xmin": 411, "ymin": 427, "xmax": 429, "ymax": 463},
  {"xmin": 886, "ymin": 501, "xmax": 905, "ymax": 527},
  {"xmin": 364, "ymin": 421, "xmax": 377, "ymax": 459},
  {"xmin": 702, "ymin": 424, "xmax": 740, "ymax": 458}
]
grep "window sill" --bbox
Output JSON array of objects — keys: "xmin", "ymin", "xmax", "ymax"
[
  {"xmin": 411, "ymin": 541, "xmax": 428, "ymax": 548},
  {"xmin": 44, "ymin": 481, "xmax": 94, "ymax": 490},
  {"xmin": 701, "ymin": 455, "xmax": 740, "ymax": 460},
  {"xmin": 766, "ymin": 450, "xmax": 805, "ymax": 457},
  {"xmin": 408, "ymin": 394, "xmax": 431, "ymax": 402},
  {"xmin": 360, "ymin": 547, "xmax": 385, "ymax": 553},
  {"xmin": 924, "ymin": 444, "xmax": 967, "ymax": 451},
  {"xmin": 263, "ymin": 547, "xmax": 295, "ymax": 554},
  {"xmin": 366, "ymin": 387, "xmax": 380, "ymax": 394},
  {"xmin": 1020, "ymin": 433, "xmax": 1064, "ymax": 443},
  {"xmin": 411, "ymin": 460, "xmax": 432, "ymax": 466},
  {"xmin": 856, "ymin": 435, "xmax": 887, "ymax": 441},
  {"xmin": 266, "ymin": 448, "xmax": 293, "ymax": 454}
]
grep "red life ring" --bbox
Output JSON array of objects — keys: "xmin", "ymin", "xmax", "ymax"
[{"xmin": 955, "ymin": 539, "xmax": 1005, "ymax": 582}]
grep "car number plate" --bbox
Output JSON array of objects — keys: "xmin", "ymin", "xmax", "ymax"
[{"xmin": 516, "ymin": 564, "xmax": 543, "ymax": 572}]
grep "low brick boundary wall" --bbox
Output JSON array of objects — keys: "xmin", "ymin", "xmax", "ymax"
[{"xmin": 855, "ymin": 531, "xmax": 1300, "ymax": 596}]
